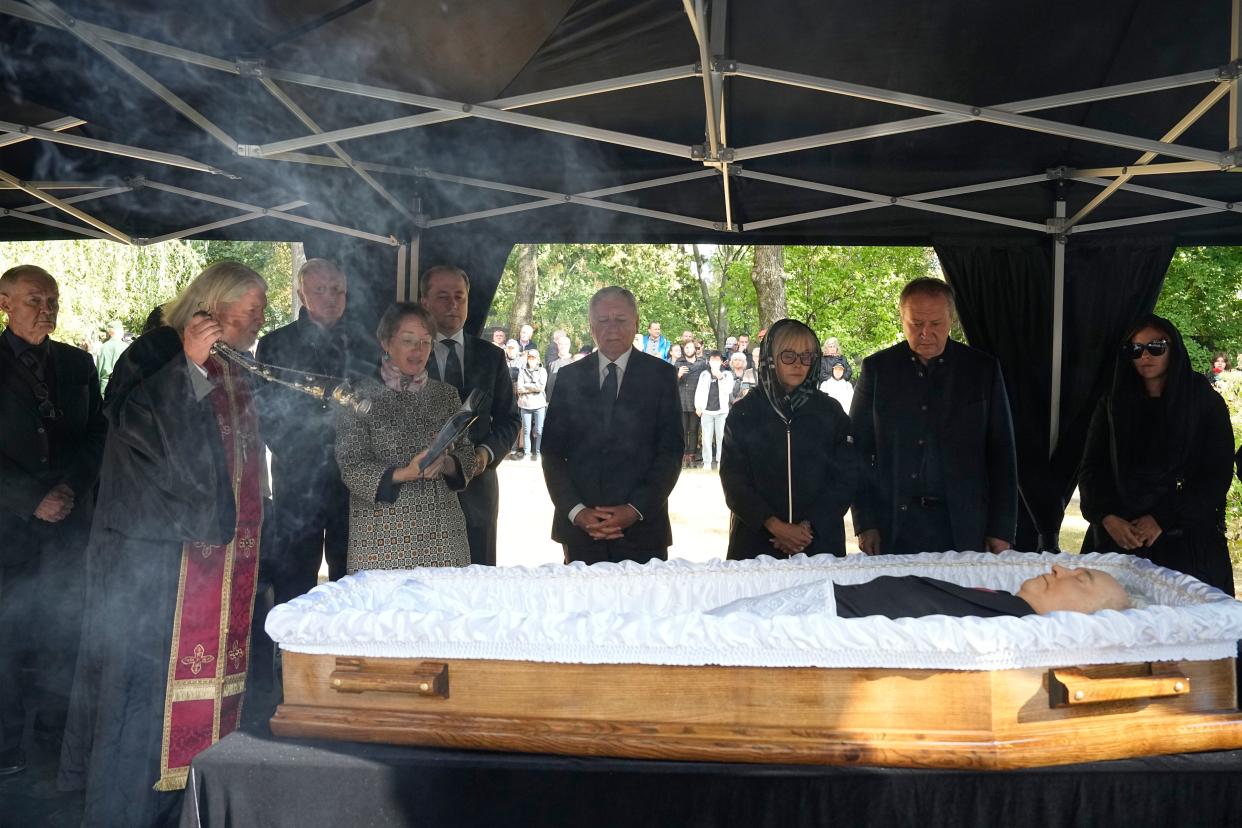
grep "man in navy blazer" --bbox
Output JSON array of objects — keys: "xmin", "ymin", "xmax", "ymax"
[
  {"xmin": 0, "ymin": 265, "xmax": 106, "ymax": 774},
  {"xmin": 541, "ymin": 287, "xmax": 683, "ymax": 564},
  {"xmin": 421, "ymin": 265, "xmax": 520, "ymax": 566},
  {"xmin": 850, "ymin": 278, "xmax": 1018, "ymax": 555}
]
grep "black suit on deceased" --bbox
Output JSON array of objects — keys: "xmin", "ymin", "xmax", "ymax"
[
  {"xmin": 541, "ymin": 349, "xmax": 684, "ymax": 563},
  {"xmin": 427, "ymin": 333, "xmax": 520, "ymax": 566},
  {"xmin": 255, "ymin": 310, "xmax": 379, "ymax": 601},
  {"xmin": 850, "ymin": 338, "xmax": 1018, "ymax": 553},
  {"xmin": 0, "ymin": 329, "xmax": 106, "ymax": 754}
]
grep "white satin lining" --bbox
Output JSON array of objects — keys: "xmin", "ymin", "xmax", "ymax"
[{"xmin": 266, "ymin": 551, "xmax": 1242, "ymax": 671}]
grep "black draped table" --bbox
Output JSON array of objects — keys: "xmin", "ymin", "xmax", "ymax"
[{"xmin": 179, "ymin": 732, "xmax": 1242, "ymax": 827}]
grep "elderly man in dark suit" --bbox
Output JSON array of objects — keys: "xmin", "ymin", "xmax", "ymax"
[
  {"xmin": 851, "ymin": 278, "xmax": 1017, "ymax": 555},
  {"xmin": 256, "ymin": 258, "xmax": 379, "ymax": 604},
  {"xmin": 0, "ymin": 265, "xmax": 106, "ymax": 775},
  {"xmin": 420, "ymin": 265, "xmax": 520, "ymax": 567},
  {"xmin": 541, "ymin": 286, "xmax": 684, "ymax": 564}
]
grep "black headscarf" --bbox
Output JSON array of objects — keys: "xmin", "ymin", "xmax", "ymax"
[
  {"xmin": 756, "ymin": 319, "xmax": 822, "ymax": 423},
  {"xmin": 1104, "ymin": 313, "xmax": 1207, "ymax": 486}
]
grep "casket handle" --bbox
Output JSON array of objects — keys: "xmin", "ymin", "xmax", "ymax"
[
  {"xmin": 1047, "ymin": 665, "xmax": 1189, "ymax": 708},
  {"xmin": 329, "ymin": 658, "xmax": 449, "ymax": 698}
]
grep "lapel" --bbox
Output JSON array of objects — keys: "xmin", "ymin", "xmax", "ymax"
[
  {"xmin": 613, "ymin": 348, "xmax": 642, "ymax": 411},
  {"xmin": 0, "ymin": 337, "xmax": 42, "ymax": 420}
]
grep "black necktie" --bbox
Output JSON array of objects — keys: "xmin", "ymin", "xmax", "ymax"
[
  {"xmin": 19, "ymin": 348, "xmax": 45, "ymax": 382},
  {"xmin": 442, "ymin": 339, "xmax": 464, "ymax": 392},
  {"xmin": 601, "ymin": 362, "xmax": 618, "ymax": 423}
]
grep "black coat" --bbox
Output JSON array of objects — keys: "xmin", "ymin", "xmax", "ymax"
[
  {"xmin": 541, "ymin": 349, "xmax": 683, "ymax": 559},
  {"xmin": 1079, "ymin": 373, "xmax": 1235, "ymax": 595},
  {"xmin": 255, "ymin": 310, "xmax": 380, "ymax": 507},
  {"xmin": 0, "ymin": 331, "xmax": 106, "ymax": 565},
  {"xmin": 850, "ymin": 338, "xmax": 1018, "ymax": 551},
  {"xmin": 720, "ymin": 388, "xmax": 857, "ymax": 559}
]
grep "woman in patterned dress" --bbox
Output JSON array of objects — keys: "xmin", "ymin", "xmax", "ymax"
[{"xmin": 336, "ymin": 303, "xmax": 476, "ymax": 571}]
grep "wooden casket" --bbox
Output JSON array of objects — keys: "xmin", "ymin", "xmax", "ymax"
[{"xmin": 268, "ymin": 551, "xmax": 1242, "ymax": 770}]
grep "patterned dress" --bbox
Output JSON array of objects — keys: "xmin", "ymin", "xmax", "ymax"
[{"xmin": 336, "ymin": 377, "xmax": 476, "ymax": 571}]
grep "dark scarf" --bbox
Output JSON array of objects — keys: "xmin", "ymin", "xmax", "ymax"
[
  {"xmin": 1104, "ymin": 313, "xmax": 1206, "ymax": 492},
  {"xmin": 756, "ymin": 318, "xmax": 822, "ymax": 423}
]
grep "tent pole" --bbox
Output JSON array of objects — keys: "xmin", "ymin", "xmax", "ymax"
[
  {"xmin": 14, "ymin": 185, "xmax": 132, "ymax": 214},
  {"xmin": 137, "ymin": 200, "xmax": 309, "ymax": 246},
  {"xmin": 1071, "ymin": 206, "xmax": 1221, "ymax": 233},
  {"xmin": 396, "ymin": 242, "xmax": 410, "ymax": 302},
  {"xmin": 1049, "ymin": 200, "xmax": 1066, "ymax": 458},
  {"xmin": 0, "ymin": 206, "xmax": 116, "ymax": 240},
  {"xmin": 1232, "ymin": 0, "xmax": 1241, "ymax": 150},
  {"xmin": 0, "ymin": 119, "xmax": 234, "ymax": 176},
  {"xmin": 0, "ymin": 116, "xmax": 85, "ymax": 150},
  {"xmin": 1065, "ymin": 161, "xmax": 1218, "ymax": 177}
]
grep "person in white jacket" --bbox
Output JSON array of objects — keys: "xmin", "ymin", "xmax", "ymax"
[
  {"xmin": 694, "ymin": 350, "xmax": 734, "ymax": 470},
  {"xmin": 818, "ymin": 361, "xmax": 854, "ymax": 412}
]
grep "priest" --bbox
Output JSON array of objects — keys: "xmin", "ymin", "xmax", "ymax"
[{"xmin": 59, "ymin": 262, "xmax": 268, "ymax": 826}]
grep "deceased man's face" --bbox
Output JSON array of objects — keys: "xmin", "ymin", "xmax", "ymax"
[{"xmin": 1016, "ymin": 565, "xmax": 1129, "ymax": 614}]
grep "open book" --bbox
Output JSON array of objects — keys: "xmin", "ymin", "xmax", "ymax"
[{"xmin": 418, "ymin": 388, "xmax": 482, "ymax": 473}]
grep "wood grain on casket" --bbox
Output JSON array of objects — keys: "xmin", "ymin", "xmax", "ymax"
[{"xmin": 272, "ymin": 652, "xmax": 1242, "ymax": 769}]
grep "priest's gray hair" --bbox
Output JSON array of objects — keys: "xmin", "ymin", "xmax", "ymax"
[{"xmin": 162, "ymin": 261, "xmax": 267, "ymax": 333}]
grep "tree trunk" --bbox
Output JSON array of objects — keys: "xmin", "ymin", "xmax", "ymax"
[
  {"xmin": 510, "ymin": 244, "xmax": 538, "ymax": 333},
  {"xmin": 690, "ymin": 245, "xmax": 723, "ymax": 346},
  {"xmin": 750, "ymin": 245, "xmax": 788, "ymax": 329},
  {"xmin": 290, "ymin": 242, "xmax": 306, "ymax": 317}
]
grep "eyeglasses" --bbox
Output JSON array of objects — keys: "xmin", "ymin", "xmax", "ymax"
[
  {"xmin": 1123, "ymin": 339, "xmax": 1169, "ymax": 359},
  {"xmin": 778, "ymin": 350, "xmax": 816, "ymax": 366}
]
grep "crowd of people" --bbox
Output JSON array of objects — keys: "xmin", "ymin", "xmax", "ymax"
[{"xmin": 2, "ymin": 257, "xmax": 1241, "ymax": 825}]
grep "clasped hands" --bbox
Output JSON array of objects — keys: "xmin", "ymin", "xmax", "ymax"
[
  {"xmin": 35, "ymin": 482, "xmax": 75, "ymax": 523},
  {"xmin": 765, "ymin": 517, "xmax": 813, "ymax": 555},
  {"xmin": 1102, "ymin": 514, "xmax": 1162, "ymax": 550},
  {"xmin": 574, "ymin": 504, "xmax": 639, "ymax": 540}
]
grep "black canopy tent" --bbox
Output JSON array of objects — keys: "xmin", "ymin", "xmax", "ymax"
[{"xmin": 2, "ymin": 0, "xmax": 1240, "ymax": 545}]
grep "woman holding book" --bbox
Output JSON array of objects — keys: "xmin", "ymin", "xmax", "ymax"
[{"xmin": 336, "ymin": 302, "xmax": 477, "ymax": 571}]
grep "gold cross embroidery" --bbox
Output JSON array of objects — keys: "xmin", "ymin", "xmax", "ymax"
[
  {"xmin": 228, "ymin": 640, "xmax": 245, "ymax": 669},
  {"xmin": 180, "ymin": 643, "xmax": 216, "ymax": 676}
]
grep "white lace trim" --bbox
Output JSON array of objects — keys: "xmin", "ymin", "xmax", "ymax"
[{"xmin": 266, "ymin": 551, "xmax": 1242, "ymax": 670}]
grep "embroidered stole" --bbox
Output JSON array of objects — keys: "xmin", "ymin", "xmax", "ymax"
[{"xmin": 156, "ymin": 357, "xmax": 262, "ymax": 791}]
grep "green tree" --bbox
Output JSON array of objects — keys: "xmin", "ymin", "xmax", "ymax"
[{"xmin": 1157, "ymin": 246, "xmax": 1242, "ymax": 372}]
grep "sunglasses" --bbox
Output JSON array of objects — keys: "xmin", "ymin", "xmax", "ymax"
[
  {"xmin": 778, "ymin": 350, "xmax": 816, "ymax": 366},
  {"xmin": 1123, "ymin": 339, "xmax": 1169, "ymax": 359}
]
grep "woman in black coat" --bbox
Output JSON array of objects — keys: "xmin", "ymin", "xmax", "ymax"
[
  {"xmin": 1079, "ymin": 314, "xmax": 1236, "ymax": 595},
  {"xmin": 720, "ymin": 319, "xmax": 857, "ymax": 559}
]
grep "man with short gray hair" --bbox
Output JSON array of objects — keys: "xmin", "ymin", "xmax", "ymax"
[
  {"xmin": 256, "ymin": 258, "xmax": 379, "ymax": 603},
  {"xmin": 0, "ymin": 265, "xmax": 106, "ymax": 774}
]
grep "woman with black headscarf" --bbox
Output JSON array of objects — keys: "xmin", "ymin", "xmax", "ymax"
[
  {"xmin": 1079, "ymin": 314, "xmax": 1236, "ymax": 595},
  {"xmin": 720, "ymin": 319, "xmax": 857, "ymax": 559}
]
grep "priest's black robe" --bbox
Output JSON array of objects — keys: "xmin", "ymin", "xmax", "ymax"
[
  {"xmin": 833, "ymin": 575, "xmax": 1034, "ymax": 618},
  {"xmin": 59, "ymin": 327, "xmax": 251, "ymax": 827}
]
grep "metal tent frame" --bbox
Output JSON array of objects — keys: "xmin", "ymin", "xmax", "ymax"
[{"xmin": 4, "ymin": 0, "xmax": 1242, "ymax": 439}]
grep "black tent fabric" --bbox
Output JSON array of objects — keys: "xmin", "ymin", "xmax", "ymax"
[
  {"xmin": 939, "ymin": 235, "xmax": 1171, "ymax": 546},
  {"xmin": 1, "ymin": 0, "xmax": 1239, "ymax": 539}
]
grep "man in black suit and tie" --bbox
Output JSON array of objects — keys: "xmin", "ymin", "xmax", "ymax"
[
  {"xmin": 541, "ymin": 286, "xmax": 684, "ymax": 564},
  {"xmin": 850, "ymin": 278, "xmax": 1018, "ymax": 556},
  {"xmin": 0, "ymin": 265, "xmax": 106, "ymax": 774},
  {"xmin": 420, "ymin": 265, "xmax": 520, "ymax": 566}
]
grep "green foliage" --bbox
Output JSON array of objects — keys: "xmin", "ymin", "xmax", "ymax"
[
  {"xmin": 1157, "ymin": 247, "xmax": 1242, "ymax": 372},
  {"xmin": 1215, "ymin": 373, "xmax": 1242, "ymax": 562},
  {"xmin": 0, "ymin": 239, "xmax": 294, "ymax": 347}
]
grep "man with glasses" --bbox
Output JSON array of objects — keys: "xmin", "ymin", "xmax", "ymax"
[
  {"xmin": 256, "ymin": 258, "xmax": 379, "ymax": 604},
  {"xmin": 851, "ymin": 278, "xmax": 1017, "ymax": 556},
  {"xmin": 0, "ymin": 265, "xmax": 106, "ymax": 775}
]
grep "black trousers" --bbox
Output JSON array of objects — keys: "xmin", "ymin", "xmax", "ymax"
[
  {"xmin": 888, "ymin": 501, "xmax": 955, "ymax": 554},
  {"xmin": 0, "ymin": 519, "xmax": 87, "ymax": 752},
  {"xmin": 459, "ymin": 468, "xmax": 499, "ymax": 567},
  {"xmin": 270, "ymin": 483, "xmax": 349, "ymax": 606},
  {"xmin": 680, "ymin": 411, "xmax": 700, "ymax": 458},
  {"xmin": 563, "ymin": 544, "xmax": 668, "ymax": 565}
]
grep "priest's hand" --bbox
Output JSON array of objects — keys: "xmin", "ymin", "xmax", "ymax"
[
  {"xmin": 1102, "ymin": 514, "xmax": 1142, "ymax": 550},
  {"xmin": 857, "ymin": 528, "xmax": 882, "ymax": 556},
  {"xmin": 1131, "ymin": 515, "xmax": 1163, "ymax": 546},
  {"xmin": 984, "ymin": 536, "xmax": 1010, "ymax": 554},
  {"xmin": 766, "ymin": 517, "xmax": 813, "ymax": 555},
  {"xmin": 34, "ymin": 483, "xmax": 74, "ymax": 523},
  {"xmin": 183, "ymin": 312, "xmax": 222, "ymax": 367}
]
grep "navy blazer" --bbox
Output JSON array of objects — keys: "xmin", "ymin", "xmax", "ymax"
[
  {"xmin": 0, "ymin": 334, "xmax": 106, "ymax": 564},
  {"xmin": 850, "ymin": 338, "xmax": 1018, "ymax": 551},
  {"xmin": 541, "ymin": 349, "xmax": 683, "ymax": 555}
]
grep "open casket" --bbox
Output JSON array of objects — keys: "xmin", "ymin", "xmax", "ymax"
[{"xmin": 266, "ymin": 551, "xmax": 1242, "ymax": 769}]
